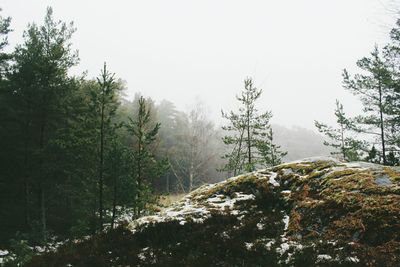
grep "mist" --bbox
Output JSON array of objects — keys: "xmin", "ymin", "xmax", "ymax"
[{"xmin": 3, "ymin": 0, "xmax": 398, "ymax": 129}]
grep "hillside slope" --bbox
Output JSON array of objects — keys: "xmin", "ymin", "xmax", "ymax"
[{"xmin": 28, "ymin": 158, "xmax": 400, "ymax": 267}]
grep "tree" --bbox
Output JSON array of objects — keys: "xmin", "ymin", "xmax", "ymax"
[
  {"xmin": 154, "ymin": 100, "xmax": 179, "ymax": 193},
  {"xmin": 91, "ymin": 63, "xmax": 121, "ymax": 231},
  {"xmin": 0, "ymin": 9, "xmax": 11, "ymax": 79},
  {"xmin": 315, "ymin": 100, "xmax": 364, "ymax": 161},
  {"xmin": 221, "ymin": 78, "xmax": 272, "ymax": 175},
  {"xmin": 383, "ymin": 19, "xmax": 400, "ymax": 158},
  {"xmin": 343, "ymin": 46, "xmax": 394, "ymax": 165},
  {"xmin": 365, "ymin": 145, "xmax": 379, "ymax": 163},
  {"xmin": 169, "ymin": 102, "xmax": 220, "ymax": 192},
  {"xmin": 6, "ymin": 7, "xmax": 78, "ymax": 242},
  {"xmin": 106, "ymin": 136, "xmax": 132, "ymax": 229},
  {"xmin": 0, "ymin": 9, "xmax": 16, "ymax": 243},
  {"xmin": 126, "ymin": 96, "xmax": 166, "ymax": 215},
  {"xmin": 258, "ymin": 128, "xmax": 287, "ymax": 167}
]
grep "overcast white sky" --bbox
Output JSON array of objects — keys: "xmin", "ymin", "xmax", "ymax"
[{"xmin": 2, "ymin": 0, "xmax": 399, "ymax": 130}]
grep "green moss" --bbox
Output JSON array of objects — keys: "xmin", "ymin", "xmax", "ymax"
[
  {"xmin": 383, "ymin": 167, "xmax": 400, "ymax": 183},
  {"xmin": 324, "ymin": 169, "xmax": 364, "ymax": 180},
  {"xmin": 274, "ymin": 160, "xmax": 338, "ymax": 175}
]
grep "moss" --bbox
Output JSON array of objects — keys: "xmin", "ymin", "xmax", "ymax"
[
  {"xmin": 28, "ymin": 159, "xmax": 400, "ymax": 267},
  {"xmin": 190, "ymin": 174, "xmax": 265, "ymax": 201},
  {"xmin": 273, "ymin": 160, "xmax": 339, "ymax": 174},
  {"xmin": 383, "ymin": 167, "xmax": 400, "ymax": 183},
  {"xmin": 323, "ymin": 169, "xmax": 364, "ymax": 180}
]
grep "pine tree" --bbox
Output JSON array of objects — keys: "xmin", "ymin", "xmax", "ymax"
[
  {"xmin": 221, "ymin": 78, "xmax": 272, "ymax": 175},
  {"xmin": 6, "ymin": 7, "xmax": 78, "ymax": 242},
  {"xmin": 126, "ymin": 96, "xmax": 166, "ymax": 215},
  {"xmin": 365, "ymin": 145, "xmax": 379, "ymax": 163},
  {"xmin": 315, "ymin": 100, "xmax": 364, "ymax": 161},
  {"xmin": 91, "ymin": 63, "xmax": 121, "ymax": 231},
  {"xmin": 383, "ymin": 19, "xmax": 400, "ymax": 160},
  {"xmin": 0, "ymin": 9, "xmax": 11, "ymax": 79},
  {"xmin": 258, "ymin": 128, "xmax": 287, "ymax": 167},
  {"xmin": 106, "ymin": 136, "xmax": 132, "ymax": 229},
  {"xmin": 343, "ymin": 46, "xmax": 393, "ymax": 164}
]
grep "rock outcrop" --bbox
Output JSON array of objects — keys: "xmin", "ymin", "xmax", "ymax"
[{"xmin": 28, "ymin": 157, "xmax": 400, "ymax": 266}]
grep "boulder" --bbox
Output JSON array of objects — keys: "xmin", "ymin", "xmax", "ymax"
[{"xmin": 28, "ymin": 157, "xmax": 400, "ymax": 267}]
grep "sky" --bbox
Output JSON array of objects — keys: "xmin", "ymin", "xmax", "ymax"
[{"xmin": 2, "ymin": 0, "xmax": 399, "ymax": 130}]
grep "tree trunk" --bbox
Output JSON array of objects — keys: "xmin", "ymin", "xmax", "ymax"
[
  {"xmin": 39, "ymin": 120, "xmax": 47, "ymax": 242},
  {"xmin": 340, "ymin": 123, "xmax": 346, "ymax": 160},
  {"xmin": 166, "ymin": 175, "xmax": 169, "ymax": 194},
  {"xmin": 40, "ymin": 185, "xmax": 46, "ymax": 242},
  {"xmin": 23, "ymin": 136, "xmax": 31, "ymax": 230},
  {"xmin": 189, "ymin": 166, "xmax": 194, "ymax": 192},
  {"xmin": 378, "ymin": 83, "xmax": 387, "ymax": 164},
  {"xmin": 247, "ymin": 110, "xmax": 252, "ymax": 169},
  {"xmin": 136, "ymin": 122, "xmax": 143, "ymax": 216},
  {"xmin": 234, "ymin": 128, "xmax": 245, "ymax": 176},
  {"xmin": 111, "ymin": 171, "xmax": 117, "ymax": 229},
  {"xmin": 99, "ymin": 100, "xmax": 105, "ymax": 231}
]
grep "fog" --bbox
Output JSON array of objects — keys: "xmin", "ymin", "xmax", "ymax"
[{"xmin": 2, "ymin": 0, "xmax": 398, "ymax": 129}]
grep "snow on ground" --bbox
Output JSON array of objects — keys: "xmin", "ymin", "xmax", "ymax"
[
  {"xmin": 268, "ymin": 172, "xmax": 280, "ymax": 187},
  {"xmin": 128, "ymin": 167, "xmax": 271, "ymax": 232},
  {"xmin": 0, "ymin": 250, "xmax": 8, "ymax": 256},
  {"xmin": 130, "ymin": 190, "xmax": 257, "ymax": 232},
  {"xmin": 282, "ymin": 215, "xmax": 289, "ymax": 231},
  {"xmin": 289, "ymin": 156, "xmax": 342, "ymax": 164},
  {"xmin": 317, "ymin": 254, "xmax": 333, "ymax": 261},
  {"xmin": 346, "ymin": 256, "xmax": 360, "ymax": 263}
]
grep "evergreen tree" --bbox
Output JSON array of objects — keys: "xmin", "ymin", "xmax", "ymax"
[
  {"xmin": 126, "ymin": 96, "xmax": 167, "ymax": 215},
  {"xmin": 6, "ymin": 7, "xmax": 78, "ymax": 242},
  {"xmin": 387, "ymin": 151, "xmax": 399, "ymax": 166},
  {"xmin": 315, "ymin": 100, "xmax": 364, "ymax": 161},
  {"xmin": 0, "ymin": 9, "xmax": 11, "ymax": 79},
  {"xmin": 384, "ymin": 19, "xmax": 400, "ymax": 158},
  {"xmin": 343, "ymin": 46, "xmax": 393, "ymax": 164},
  {"xmin": 91, "ymin": 63, "xmax": 121, "ymax": 231},
  {"xmin": 258, "ymin": 128, "xmax": 287, "ymax": 167},
  {"xmin": 221, "ymin": 78, "xmax": 272, "ymax": 175},
  {"xmin": 0, "ymin": 9, "xmax": 16, "ymax": 243},
  {"xmin": 365, "ymin": 145, "xmax": 379, "ymax": 163},
  {"xmin": 105, "ymin": 136, "xmax": 133, "ymax": 229}
]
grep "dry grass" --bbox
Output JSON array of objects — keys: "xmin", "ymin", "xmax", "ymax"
[{"xmin": 158, "ymin": 193, "xmax": 186, "ymax": 207}]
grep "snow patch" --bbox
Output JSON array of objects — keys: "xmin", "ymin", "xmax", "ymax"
[
  {"xmin": 0, "ymin": 250, "xmax": 8, "ymax": 256},
  {"xmin": 269, "ymin": 172, "xmax": 280, "ymax": 187},
  {"xmin": 346, "ymin": 256, "xmax": 360, "ymax": 263},
  {"xmin": 245, "ymin": 242, "xmax": 253, "ymax": 250},
  {"xmin": 317, "ymin": 254, "xmax": 333, "ymax": 261},
  {"xmin": 283, "ymin": 215, "xmax": 289, "ymax": 231}
]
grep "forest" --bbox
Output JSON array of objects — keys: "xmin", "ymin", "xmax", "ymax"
[{"xmin": 1, "ymin": 4, "xmax": 400, "ymax": 266}]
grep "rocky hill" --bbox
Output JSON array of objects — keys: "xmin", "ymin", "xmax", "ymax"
[{"xmin": 27, "ymin": 157, "xmax": 400, "ymax": 267}]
